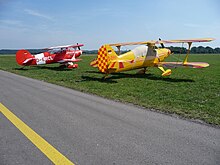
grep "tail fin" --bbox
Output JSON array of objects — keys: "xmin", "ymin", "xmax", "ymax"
[
  {"xmin": 97, "ymin": 44, "xmax": 118, "ymax": 73},
  {"xmin": 16, "ymin": 50, "xmax": 34, "ymax": 65}
]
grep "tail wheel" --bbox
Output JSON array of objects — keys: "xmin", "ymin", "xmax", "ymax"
[{"xmin": 67, "ymin": 63, "xmax": 78, "ymax": 69}]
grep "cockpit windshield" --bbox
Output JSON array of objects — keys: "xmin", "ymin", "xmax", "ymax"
[{"xmin": 131, "ymin": 45, "xmax": 148, "ymax": 57}]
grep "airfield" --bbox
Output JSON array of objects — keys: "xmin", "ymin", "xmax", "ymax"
[
  {"xmin": 0, "ymin": 54, "xmax": 220, "ymax": 164},
  {"xmin": 1, "ymin": 54, "xmax": 220, "ymax": 125}
]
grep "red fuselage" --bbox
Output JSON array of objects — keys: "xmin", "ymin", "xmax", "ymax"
[{"xmin": 28, "ymin": 49, "xmax": 82, "ymax": 65}]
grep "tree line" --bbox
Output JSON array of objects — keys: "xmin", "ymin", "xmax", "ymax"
[
  {"xmin": 168, "ymin": 46, "xmax": 220, "ymax": 54},
  {"xmin": 0, "ymin": 46, "xmax": 220, "ymax": 54}
]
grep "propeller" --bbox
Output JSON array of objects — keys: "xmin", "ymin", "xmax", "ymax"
[
  {"xmin": 159, "ymin": 38, "xmax": 165, "ymax": 48},
  {"xmin": 159, "ymin": 38, "xmax": 173, "ymax": 56},
  {"xmin": 77, "ymin": 43, "xmax": 81, "ymax": 50}
]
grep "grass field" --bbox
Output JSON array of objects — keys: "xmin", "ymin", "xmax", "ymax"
[{"xmin": 0, "ymin": 54, "xmax": 220, "ymax": 125}]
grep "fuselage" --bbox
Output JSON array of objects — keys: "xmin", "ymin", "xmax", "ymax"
[
  {"xmin": 114, "ymin": 45, "xmax": 171, "ymax": 72},
  {"xmin": 29, "ymin": 49, "xmax": 82, "ymax": 65}
]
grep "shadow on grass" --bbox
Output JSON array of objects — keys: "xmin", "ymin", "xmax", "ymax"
[
  {"xmin": 36, "ymin": 66, "xmax": 74, "ymax": 71},
  {"xmin": 14, "ymin": 67, "xmax": 29, "ymax": 71},
  {"xmin": 14, "ymin": 65, "xmax": 73, "ymax": 71},
  {"xmin": 80, "ymin": 75, "xmax": 117, "ymax": 83},
  {"xmin": 83, "ymin": 70, "xmax": 195, "ymax": 83}
]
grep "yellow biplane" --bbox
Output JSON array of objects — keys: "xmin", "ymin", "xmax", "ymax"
[{"xmin": 90, "ymin": 38, "xmax": 214, "ymax": 77}]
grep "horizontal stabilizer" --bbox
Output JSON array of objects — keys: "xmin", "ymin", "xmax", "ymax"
[
  {"xmin": 90, "ymin": 59, "xmax": 98, "ymax": 67},
  {"xmin": 22, "ymin": 58, "xmax": 35, "ymax": 64},
  {"xmin": 158, "ymin": 62, "xmax": 209, "ymax": 68}
]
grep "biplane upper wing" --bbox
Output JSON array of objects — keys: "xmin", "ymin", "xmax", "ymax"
[
  {"xmin": 158, "ymin": 38, "xmax": 214, "ymax": 44},
  {"xmin": 45, "ymin": 44, "xmax": 84, "ymax": 50},
  {"xmin": 158, "ymin": 62, "xmax": 209, "ymax": 68},
  {"xmin": 109, "ymin": 38, "xmax": 214, "ymax": 47},
  {"xmin": 109, "ymin": 41, "xmax": 156, "ymax": 47}
]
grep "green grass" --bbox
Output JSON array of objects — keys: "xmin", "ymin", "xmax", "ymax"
[{"xmin": 1, "ymin": 54, "xmax": 220, "ymax": 125}]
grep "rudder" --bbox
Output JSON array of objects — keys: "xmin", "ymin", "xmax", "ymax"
[
  {"xmin": 97, "ymin": 44, "xmax": 118, "ymax": 73},
  {"xmin": 16, "ymin": 50, "xmax": 33, "ymax": 65}
]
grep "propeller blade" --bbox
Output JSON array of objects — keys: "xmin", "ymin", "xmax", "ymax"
[
  {"xmin": 77, "ymin": 43, "xmax": 80, "ymax": 50},
  {"xmin": 159, "ymin": 38, "xmax": 165, "ymax": 48}
]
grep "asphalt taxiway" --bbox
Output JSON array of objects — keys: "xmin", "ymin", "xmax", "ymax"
[{"xmin": 0, "ymin": 70, "xmax": 219, "ymax": 165}]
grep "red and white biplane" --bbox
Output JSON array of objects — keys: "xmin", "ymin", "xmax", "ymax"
[{"xmin": 16, "ymin": 43, "xmax": 84, "ymax": 69}]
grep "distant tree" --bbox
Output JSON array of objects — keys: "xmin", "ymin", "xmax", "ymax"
[
  {"xmin": 169, "ymin": 46, "xmax": 187, "ymax": 54},
  {"xmin": 197, "ymin": 46, "xmax": 206, "ymax": 53},
  {"xmin": 205, "ymin": 46, "xmax": 214, "ymax": 54},
  {"xmin": 191, "ymin": 47, "xmax": 197, "ymax": 54},
  {"xmin": 214, "ymin": 47, "xmax": 220, "ymax": 53}
]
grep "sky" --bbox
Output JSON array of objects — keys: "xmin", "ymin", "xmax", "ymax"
[{"xmin": 0, "ymin": 0, "xmax": 219, "ymax": 50}]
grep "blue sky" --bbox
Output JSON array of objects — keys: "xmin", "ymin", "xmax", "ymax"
[{"xmin": 0, "ymin": 0, "xmax": 219, "ymax": 49}]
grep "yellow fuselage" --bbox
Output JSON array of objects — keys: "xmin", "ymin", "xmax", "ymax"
[{"xmin": 112, "ymin": 46, "xmax": 171, "ymax": 73}]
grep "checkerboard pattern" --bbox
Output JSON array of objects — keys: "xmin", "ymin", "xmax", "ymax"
[{"xmin": 98, "ymin": 45, "xmax": 108, "ymax": 73}]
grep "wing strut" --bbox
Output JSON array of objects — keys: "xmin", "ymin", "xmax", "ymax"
[{"xmin": 183, "ymin": 42, "xmax": 192, "ymax": 64}]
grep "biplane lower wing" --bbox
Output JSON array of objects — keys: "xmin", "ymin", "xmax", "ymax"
[
  {"xmin": 158, "ymin": 62, "xmax": 209, "ymax": 68},
  {"xmin": 58, "ymin": 59, "xmax": 82, "ymax": 63}
]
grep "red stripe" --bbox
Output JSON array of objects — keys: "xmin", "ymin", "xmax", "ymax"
[
  {"xmin": 91, "ymin": 61, "xmax": 98, "ymax": 66},
  {"xmin": 119, "ymin": 62, "xmax": 124, "ymax": 69},
  {"xmin": 109, "ymin": 62, "xmax": 116, "ymax": 68}
]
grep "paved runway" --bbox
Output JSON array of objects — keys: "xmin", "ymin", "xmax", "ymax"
[{"xmin": 0, "ymin": 70, "xmax": 219, "ymax": 165}]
